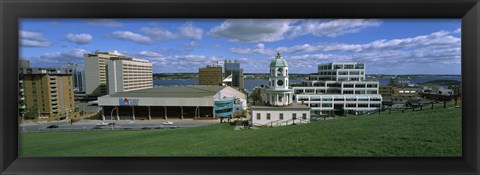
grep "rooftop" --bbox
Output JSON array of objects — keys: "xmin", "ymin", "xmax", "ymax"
[
  {"xmin": 270, "ymin": 52, "xmax": 288, "ymax": 67},
  {"xmin": 102, "ymin": 86, "xmax": 227, "ymax": 98},
  {"xmin": 251, "ymin": 103, "xmax": 311, "ymax": 110}
]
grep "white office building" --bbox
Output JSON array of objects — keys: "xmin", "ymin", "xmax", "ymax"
[
  {"xmin": 107, "ymin": 58, "xmax": 153, "ymax": 94},
  {"xmin": 251, "ymin": 53, "xmax": 311, "ymax": 127},
  {"xmin": 293, "ymin": 62, "xmax": 382, "ymax": 117},
  {"xmin": 84, "ymin": 51, "xmax": 153, "ymax": 96}
]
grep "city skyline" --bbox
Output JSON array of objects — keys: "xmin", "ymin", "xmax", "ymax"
[{"xmin": 20, "ymin": 19, "xmax": 461, "ymax": 74}]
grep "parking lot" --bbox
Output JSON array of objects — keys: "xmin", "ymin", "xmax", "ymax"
[{"xmin": 19, "ymin": 119, "xmax": 220, "ymax": 132}]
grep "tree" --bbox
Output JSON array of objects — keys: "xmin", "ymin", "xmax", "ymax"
[
  {"xmin": 24, "ymin": 106, "xmax": 39, "ymax": 120},
  {"xmin": 241, "ymin": 110, "xmax": 247, "ymax": 118},
  {"xmin": 250, "ymin": 89, "xmax": 263, "ymax": 105}
]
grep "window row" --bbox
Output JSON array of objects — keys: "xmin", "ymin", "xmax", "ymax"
[
  {"xmin": 297, "ymin": 97, "xmax": 382, "ymax": 102},
  {"xmin": 256, "ymin": 113, "xmax": 307, "ymax": 120},
  {"xmin": 309, "ymin": 103, "xmax": 381, "ymax": 108}
]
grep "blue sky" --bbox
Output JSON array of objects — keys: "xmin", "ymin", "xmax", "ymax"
[{"xmin": 20, "ymin": 19, "xmax": 461, "ymax": 74}]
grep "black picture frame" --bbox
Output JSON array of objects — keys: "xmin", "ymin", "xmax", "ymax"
[{"xmin": 1, "ymin": 0, "xmax": 479, "ymax": 174}]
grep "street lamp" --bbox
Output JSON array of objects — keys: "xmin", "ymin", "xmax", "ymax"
[
  {"xmin": 195, "ymin": 106, "xmax": 199, "ymax": 119},
  {"xmin": 110, "ymin": 107, "xmax": 116, "ymax": 130}
]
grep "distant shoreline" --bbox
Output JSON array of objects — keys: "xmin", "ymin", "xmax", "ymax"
[{"xmin": 153, "ymin": 73, "xmax": 461, "ymax": 80}]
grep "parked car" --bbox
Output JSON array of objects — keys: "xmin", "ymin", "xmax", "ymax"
[
  {"xmin": 162, "ymin": 121, "xmax": 174, "ymax": 125},
  {"xmin": 96, "ymin": 122, "xmax": 109, "ymax": 126},
  {"xmin": 46, "ymin": 125, "xmax": 59, "ymax": 128}
]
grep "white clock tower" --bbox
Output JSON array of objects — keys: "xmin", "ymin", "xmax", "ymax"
[{"xmin": 266, "ymin": 52, "xmax": 293, "ymax": 106}]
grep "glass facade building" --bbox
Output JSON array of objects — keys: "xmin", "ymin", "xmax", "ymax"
[{"xmin": 224, "ymin": 60, "xmax": 244, "ymax": 89}]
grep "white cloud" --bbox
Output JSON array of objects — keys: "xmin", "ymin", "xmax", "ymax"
[
  {"xmin": 137, "ymin": 51, "xmax": 167, "ymax": 64},
  {"xmin": 178, "ymin": 22, "xmax": 203, "ymax": 40},
  {"xmin": 276, "ymin": 30, "xmax": 460, "ymax": 53},
  {"xmin": 20, "ymin": 30, "xmax": 52, "ymax": 47},
  {"xmin": 209, "ymin": 19, "xmax": 381, "ymax": 42},
  {"xmin": 140, "ymin": 27, "xmax": 176, "ymax": 41},
  {"xmin": 140, "ymin": 22, "xmax": 203, "ymax": 41},
  {"xmin": 112, "ymin": 31, "xmax": 152, "ymax": 44},
  {"xmin": 175, "ymin": 55, "xmax": 224, "ymax": 63},
  {"xmin": 66, "ymin": 33, "xmax": 92, "ymax": 44},
  {"xmin": 137, "ymin": 53, "xmax": 226, "ymax": 72},
  {"xmin": 289, "ymin": 19, "xmax": 382, "ymax": 38},
  {"xmin": 209, "ymin": 19, "xmax": 298, "ymax": 42},
  {"xmin": 230, "ymin": 43, "xmax": 275, "ymax": 55},
  {"xmin": 139, "ymin": 51, "xmax": 163, "ymax": 57},
  {"xmin": 289, "ymin": 54, "xmax": 351, "ymax": 61},
  {"xmin": 109, "ymin": 50, "xmax": 124, "ymax": 56},
  {"xmin": 26, "ymin": 49, "xmax": 89, "ymax": 68},
  {"xmin": 40, "ymin": 49, "xmax": 88, "ymax": 60},
  {"xmin": 87, "ymin": 19, "xmax": 123, "ymax": 27},
  {"xmin": 454, "ymin": 28, "xmax": 461, "ymax": 34},
  {"xmin": 228, "ymin": 30, "xmax": 460, "ymax": 74}
]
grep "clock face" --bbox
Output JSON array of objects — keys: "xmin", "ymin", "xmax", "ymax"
[{"xmin": 277, "ymin": 80, "xmax": 284, "ymax": 86}]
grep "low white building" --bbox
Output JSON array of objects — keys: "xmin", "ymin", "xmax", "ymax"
[{"xmin": 250, "ymin": 53, "xmax": 311, "ymax": 127}]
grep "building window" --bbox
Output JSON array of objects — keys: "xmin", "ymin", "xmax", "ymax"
[
  {"xmin": 322, "ymin": 98, "xmax": 332, "ymax": 101},
  {"xmin": 367, "ymin": 90, "xmax": 378, "ymax": 94},
  {"xmin": 279, "ymin": 113, "xmax": 284, "ymax": 120},
  {"xmin": 346, "ymin": 104, "xmax": 356, "ymax": 107},
  {"xmin": 267, "ymin": 113, "xmax": 271, "ymax": 120},
  {"xmin": 358, "ymin": 98, "xmax": 369, "ymax": 101},
  {"xmin": 349, "ymin": 71, "xmax": 360, "ymax": 75},
  {"xmin": 344, "ymin": 90, "xmax": 354, "ymax": 94},
  {"xmin": 355, "ymin": 90, "xmax": 365, "ymax": 94},
  {"xmin": 358, "ymin": 104, "xmax": 369, "ymax": 108},
  {"xmin": 305, "ymin": 89, "xmax": 314, "ymax": 93},
  {"xmin": 256, "ymin": 113, "xmax": 261, "ymax": 120},
  {"xmin": 298, "ymin": 97, "xmax": 309, "ymax": 101},
  {"xmin": 302, "ymin": 113, "xmax": 307, "ymax": 120},
  {"xmin": 367, "ymin": 84, "xmax": 378, "ymax": 88},
  {"xmin": 355, "ymin": 84, "xmax": 366, "ymax": 88},
  {"xmin": 322, "ymin": 103, "xmax": 332, "ymax": 108},
  {"xmin": 292, "ymin": 113, "xmax": 297, "ymax": 120}
]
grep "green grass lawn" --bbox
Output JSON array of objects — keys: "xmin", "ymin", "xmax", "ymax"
[{"xmin": 19, "ymin": 102, "xmax": 461, "ymax": 157}]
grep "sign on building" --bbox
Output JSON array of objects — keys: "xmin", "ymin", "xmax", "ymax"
[{"xmin": 119, "ymin": 98, "xmax": 139, "ymax": 106}]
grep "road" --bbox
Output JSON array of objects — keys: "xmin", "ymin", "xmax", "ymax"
[{"xmin": 19, "ymin": 119, "xmax": 220, "ymax": 132}]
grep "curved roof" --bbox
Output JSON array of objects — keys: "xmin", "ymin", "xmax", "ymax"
[{"xmin": 270, "ymin": 52, "xmax": 288, "ymax": 67}]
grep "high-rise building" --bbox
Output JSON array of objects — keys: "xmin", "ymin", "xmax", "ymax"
[
  {"xmin": 64, "ymin": 63, "xmax": 86, "ymax": 93},
  {"xmin": 84, "ymin": 51, "xmax": 153, "ymax": 96},
  {"xmin": 224, "ymin": 60, "xmax": 244, "ymax": 89},
  {"xmin": 20, "ymin": 68, "xmax": 75, "ymax": 118},
  {"xmin": 19, "ymin": 59, "xmax": 30, "ymax": 69},
  {"xmin": 292, "ymin": 62, "xmax": 382, "ymax": 116},
  {"xmin": 199, "ymin": 63, "xmax": 223, "ymax": 86},
  {"xmin": 107, "ymin": 58, "xmax": 153, "ymax": 94},
  {"xmin": 18, "ymin": 60, "xmax": 30, "ymax": 119}
]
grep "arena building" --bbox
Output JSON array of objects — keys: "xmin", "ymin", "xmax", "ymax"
[{"xmin": 98, "ymin": 86, "xmax": 246, "ymax": 120}]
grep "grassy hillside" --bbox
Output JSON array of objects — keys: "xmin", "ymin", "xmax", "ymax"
[{"xmin": 19, "ymin": 103, "xmax": 461, "ymax": 157}]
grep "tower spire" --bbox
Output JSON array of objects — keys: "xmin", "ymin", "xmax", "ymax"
[{"xmin": 276, "ymin": 52, "xmax": 281, "ymax": 59}]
